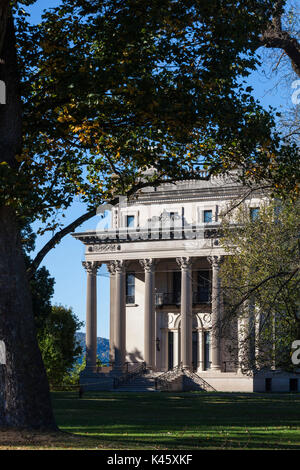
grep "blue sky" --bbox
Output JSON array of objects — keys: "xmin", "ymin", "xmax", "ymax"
[{"xmin": 26, "ymin": 0, "xmax": 293, "ymax": 338}]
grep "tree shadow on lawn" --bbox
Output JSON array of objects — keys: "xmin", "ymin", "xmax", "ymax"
[{"xmin": 52, "ymin": 392, "xmax": 300, "ymax": 449}]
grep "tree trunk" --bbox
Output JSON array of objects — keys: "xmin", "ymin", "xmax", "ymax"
[
  {"xmin": 0, "ymin": 11, "xmax": 57, "ymax": 429},
  {"xmin": 0, "ymin": 207, "xmax": 57, "ymax": 429}
]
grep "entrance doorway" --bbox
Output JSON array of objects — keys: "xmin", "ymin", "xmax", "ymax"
[{"xmin": 168, "ymin": 331, "xmax": 174, "ymax": 370}]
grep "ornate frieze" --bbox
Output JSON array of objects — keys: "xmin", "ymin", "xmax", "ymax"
[
  {"xmin": 88, "ymin": 244, "xmax": 121, "ymax": 253},
  {"xmin": 201, "ymin": 313, "xmax": 212, "ymax": 328}
]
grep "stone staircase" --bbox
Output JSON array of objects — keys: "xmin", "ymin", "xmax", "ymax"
[
  {"xmin": 114, "ymin": 373, "xmax": 160, "ymax": 392},
  {"xmin": 113, "ymin": 364, "xmax": 217, "ymax": 392},
  {"xmin": 155, "ymin": 365, "xmax": 217, "ymax": 392}
]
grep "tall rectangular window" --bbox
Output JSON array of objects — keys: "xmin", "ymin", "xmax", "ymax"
[
  {"xmin": 197, "ymin": 270, "xmax": 210, "ymax": 303},
  {"xmin": 173, "ymin": 271, "xmax": 181, "ymax": 304},
  {"xmin": 126, "ymin": 273, "xmax": 135, "ymax": 304},
  {"xmin": 204, "ymin": 210, "xmax": 212, "ymax": 223},
  {"xmin": 265, "ymin": 378, "xmax": 272, "ymax": 392},
  {"xmin": 204, "ymin": 331, "xmax": 211, "ymax": 370},
  {"xmin": 290, "ymin": 378, "xmax": 298, "ymax": 392},
  {"xmin": 126, "ymin": 215, "xmax": 135, "ymax": 227},
  {"xmin": 250, "ymin": 208, "xmax": 259, "ymax": 221}
]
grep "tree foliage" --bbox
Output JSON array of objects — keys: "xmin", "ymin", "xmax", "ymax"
[
  {"xmin": 3, "ymin": 0, "xmax": 297, "ymax": 235},
  {"xmin": 220, "ymin": 199, "xmax": 300, "ymax": 371},
  {"xmin": 20, "ymin": 221, "xmax": 55, "ymax": 328},
  {"xmin": 38, "ymin": 305, "xmax": 83, "ymax": 388}
]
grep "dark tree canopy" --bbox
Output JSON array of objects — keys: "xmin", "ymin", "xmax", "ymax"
[{"xmin": 4, "ymin": 0, "xmax": 297, "ymax": 233}]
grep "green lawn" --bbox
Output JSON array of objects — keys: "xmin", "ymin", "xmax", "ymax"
[{"xmin": 47, "ymin": 391, "xmax": 300, "ymax": 450}]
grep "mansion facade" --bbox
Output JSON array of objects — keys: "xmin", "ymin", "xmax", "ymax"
[{"xmin": 73, "ymin": 172, "xmax": 299, "ymax": 392}]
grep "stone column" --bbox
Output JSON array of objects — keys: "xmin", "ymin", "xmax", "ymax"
[
  {"xmin": 198, "ymin": 330, "xmax": 204, "ymax": 372},
  {"xmin": 108, "ymin": 260, "xmax": 126, "ymax": 372},
  {"xmin": 254, "ymin": 305, "xmax": 261, "ymax": 369},
  {"xmin": 176, "ymin": 257, "xmax": 193, "ymax": 370},
  {"xmin": 107, "ymin": 262, "xmax": 116, "ymax": 365},
  {"xmin": 208, "ymin": 256, "xmax": 223, "ymax": 371},
  {"xmin": 238, "ymin": 312, "xmax": 250, "ymax": 373},
  {"xmin": 82, "ymin": 261, "xmax": 100, "ymax": 372},
  {"xmin": 140, "ymin": 259, "xmax": 155, "ymax": 370}
]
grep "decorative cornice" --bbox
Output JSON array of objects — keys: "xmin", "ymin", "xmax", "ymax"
[{"xmin": 82, "ymin": 261, "xmax": 101, "ymax": 275}]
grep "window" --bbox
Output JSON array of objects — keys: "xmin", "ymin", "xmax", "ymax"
[
  {"xmin": 126, "ymin": 273, "xmax": 135, "ymax": 304},
  {"xmin": 168, "ymin": 331, "xmax": 174, "ymax": 370},
  {"xmin": 265, "ymin": 378, "xmax": 272, "ymax": 392},
  {"xmin": 204, "ymin": 332, "xmax": 211, "ymax": 370},
  {"xmin": 126, "ymin": 215, "xmax": 135, "ymax": 227},
  {"xmin": 197, "ymin": 270, "xmax": 210, "ymax": 303},
  {"xmin": 173, "ymin": 271, "xmax": 181, "ymax": 304},
  {"xmin": 290, "ymin": 378, "xmax": 298, "ymax": 392},
  {"xmin": 250, "ymin": 208, "xmax": 259, "ymax": 221},
  {"xmin": 204, "ymin": 210, "xmax": 213, "ymax": 223},
  {"xmin": 274, "ymin": 205, "xmax": 282, "ymax": 223}
]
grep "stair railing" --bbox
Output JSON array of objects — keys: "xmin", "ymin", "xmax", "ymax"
[
  {"xmin": 183, "ymin": 369, "xmax": 217, "ymax": 392},
  {"xmin": 155, "ymin": 364, "xmax": 217, "ymax": 392},
  {"xmin": 155, "ymin": 363, "xmax": 183, "ymax": 391},
  {"xmin": 113, "ymin": 361, "xmax": 146, "ymax": 388}
]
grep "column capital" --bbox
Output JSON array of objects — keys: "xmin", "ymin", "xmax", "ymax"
[
  {"xmin": 176, "ymin": 256, "xmax": 192, "ymax": 270},
  {"xmin": 82, "ymin": 261, "xmax": 101, "ymax": 275},
  {"xmin": 106, "ymin": 261, "xmax": 116, "ymax": 275},
  {"xmin": 207, "ymin": 255, "xmax": 224, "ymax": 269},
  {"xmin": 139, "ymin": 258, "xmax": 156, "ymax": 272},
  {"xmin": 106, "ymin": 259, "xmax": 126, "ymax": 275}
]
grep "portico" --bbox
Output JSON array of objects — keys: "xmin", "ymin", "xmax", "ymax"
[{"xmin": 81, "ymin": 249, "xmax": 225, "ymax": 376}]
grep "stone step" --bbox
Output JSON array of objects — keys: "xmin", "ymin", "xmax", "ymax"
[
  {"xmin": 115, "ymin": 388, "xmax": 158, "ymax": 392},
  {"xmin": 117, "ymin": 381, "xmax": 156, "ymax": 387},
  {"xmin": 115, "ymin": 376, "xmax": 159, "ymax": 392}
]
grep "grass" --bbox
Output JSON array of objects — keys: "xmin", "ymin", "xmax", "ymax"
[{"xmin": 0, "ymin": 392, "xmax": 300, "ymax": 449}]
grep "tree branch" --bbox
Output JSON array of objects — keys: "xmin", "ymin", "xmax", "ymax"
[
  {"xmin": 27, "ymin": 171, "xmax": 211, "ymax": 278},
  {"xmin": 27, "ymin": 208, "xmax": 97, "ymax": 279},
  {"xmin": 227, "ymin": 268, "xmax": 299, "ymax": 317},
  {"xmin": 260, "ymin": 3, "xmax": 300, "ymax": 77}
]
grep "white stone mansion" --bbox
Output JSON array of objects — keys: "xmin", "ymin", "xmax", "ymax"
[{"xmin": 73, "ymin": 173, "xmax": 299, "ymax": 392}]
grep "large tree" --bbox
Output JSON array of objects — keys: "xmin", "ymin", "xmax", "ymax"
[
  {"xmin": 0, "ymin": 2, "xmax": 56, "ymax": 430},
  {"xmin": 219, "ymin": 199, "xmax": 300, "ymax": 372},
  {"xmin": 0, "ymin": 0, "xmax": 298, "ymax": 429}
]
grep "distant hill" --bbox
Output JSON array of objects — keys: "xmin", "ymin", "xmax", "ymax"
[{"xmin": 76, "ymin": 332, "xmax": 110, "ymax": 364}]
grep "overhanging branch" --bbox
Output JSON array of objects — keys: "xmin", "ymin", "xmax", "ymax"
[
  {"xmin": 259, "ymin": 3, "xmax": 300, "ymax": 77},
  {"xmin": 27, "ymin": 208, "xmax": 97, "ymax": 279},
  {"xmin": 27, "ymin": 171, "xmax": 211, "ymax": 278}
]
